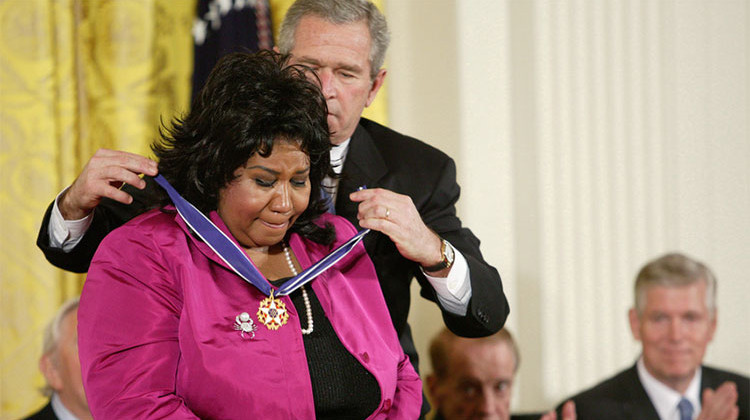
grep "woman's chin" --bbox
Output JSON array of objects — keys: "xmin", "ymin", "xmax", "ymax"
[{"xmin": 246, "ymin": 233, "xmax": 287, "ymax": 248}]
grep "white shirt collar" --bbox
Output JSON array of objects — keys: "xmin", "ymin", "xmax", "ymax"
[
  {"xmin": 637, "ymin": 357, "xmax": 702, "ymax": 420},
  {"xmin": 329, "ymin": 138, "xmax": 351, "ymax": 175},
  {"xmin": 51, "ymin": 392, "xmax": 82, "ymax": 420}
]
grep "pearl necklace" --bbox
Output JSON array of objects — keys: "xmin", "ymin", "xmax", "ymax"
[{"xmin": 283, "ymin": 244, "xmax": 314, "ymax": 335}]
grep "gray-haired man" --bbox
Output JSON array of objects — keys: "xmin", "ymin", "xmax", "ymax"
[{"xmin": 560, "ymin": 253, "xmax": 748, "ymax": 420}]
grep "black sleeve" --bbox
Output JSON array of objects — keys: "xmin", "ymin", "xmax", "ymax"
[
  {"xmin": 416, "ymin": 157, "xmax": 509, "ymax": 337},
  {"xmin": 36, "ymin": 177, "xmax": 162, "ymax": 273}
]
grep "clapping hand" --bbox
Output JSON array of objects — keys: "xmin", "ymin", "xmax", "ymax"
[
  {"xmin": 539, "ymin": 400, "xmax": 576, "ymax": 420},
  {"xmin": 697, "ymin": 381, "xmax": 739, "ymax": 420}
]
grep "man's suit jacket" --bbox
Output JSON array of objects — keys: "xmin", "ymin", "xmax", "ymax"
[
  {"xmin": 562, "ymin": 363, "xmax": 749, "ymax": 420},
  {"xmin": 23, "ymin": 401, "xmax": 58, "ymax": 420},
  {"xmin": 37, "ymin": 118, "xmax": 509, "ymax": 372},
  {"xmin": 335, "ymin": 119, "xmax": 508, "ymax": 367}
]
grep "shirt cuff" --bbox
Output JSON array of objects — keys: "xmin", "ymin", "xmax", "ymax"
[
  {"xmin": 422, "ymin": 247, "xmax": 472, "ymax": 316},
  {"xmin": 49, "ymin": 188, "xmax": 93, "ymax": 252}
]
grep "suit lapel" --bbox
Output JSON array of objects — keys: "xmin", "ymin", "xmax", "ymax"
[
  {"xmin": 336, "ymin": 123, "xmax": 388, "ymax": 227},
  {"xmin": 699, "ymin": 365, "xmax": 720, "ymax": 390},
  {"xmin": 622, "ymin": 364, "xmax": 662, "ymax": 420}
]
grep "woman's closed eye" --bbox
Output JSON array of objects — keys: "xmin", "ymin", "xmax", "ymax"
[
  {"xmin": 255, "ymin": 178, "xmax": 276, "ymax": 187},
  {"xmin": 291, "ymin": 178, "xmax": 308, "ymax": 187}
]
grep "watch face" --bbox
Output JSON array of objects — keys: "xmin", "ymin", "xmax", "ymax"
[{"xmin": 444, "ymin": 240, "xmax": 454, "ymax": 263}]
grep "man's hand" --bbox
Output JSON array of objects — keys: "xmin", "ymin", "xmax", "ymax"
[
  {"xmin": 539, "ymin": 400, "xmax": 576, "ymax": 420},
  {"xmin": 697, "ymin": 381, "xmax": 739, "ymax": 420},
  {"xmin": 59, "ymin": 149, "xmax": 158, "ymax": 220},
  {"xmin": 349, "ymin": 188, "xmax": 446, "ymax": 274}
]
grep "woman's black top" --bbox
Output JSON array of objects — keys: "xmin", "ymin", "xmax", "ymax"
[{"xmin": 270, "ymin": 277, "xmax": 381, "ymax": 419}]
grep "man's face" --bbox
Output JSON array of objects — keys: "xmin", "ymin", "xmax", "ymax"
[
  {"xmin": 629, "ymin": 281, "xmax": 716, "ymax": 392},
  {"xmin": 428, "ymin": 339, "xmax": 514, "ymax": 420},
  {"xmin": 288, "ymin": 15, "xmax": 386, "ymax": 145},
  {"xmin": 42, "ymin": 308, "xmax": 89, "ymax": 416}
]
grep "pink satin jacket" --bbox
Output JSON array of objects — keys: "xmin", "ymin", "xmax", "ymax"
[{"xmin": 78, "ymin": 209, "xmax": 422, "ymax": 419}]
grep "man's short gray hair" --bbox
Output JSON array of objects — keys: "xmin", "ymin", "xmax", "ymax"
[
  {"xmin": 40, "ymin": 296, "xmax": 80, "ymax": 397},
  {"xmin": 634, "ymin": 252, "xmax": 717, "ymax": 317},
  {"xmin": 278, "ymin": 0, "xmax": 390, "ymax": 80}
]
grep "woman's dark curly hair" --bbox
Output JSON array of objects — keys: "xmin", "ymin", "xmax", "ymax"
[{"xmin": 152, "ymin": 50, "xmax": 334, "ymax": 245}]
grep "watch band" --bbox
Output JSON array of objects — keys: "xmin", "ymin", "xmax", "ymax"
[{"xmin": 422, "ymin": 239, "xmax": 454, "ymax": 272}]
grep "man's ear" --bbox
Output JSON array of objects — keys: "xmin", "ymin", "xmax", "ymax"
[
  {"xmin": 365, "ymin": 68, "xmax": 387, "ymax": 107},
  {"xmin": 39, "ymin": 354, "xmax": 62, "ymax": 391},
  {"xmin": 707, "ymin": 309, "xmax": 717, "ymax": 342},
  {"xmin": 628, "ymin": 308, "xmax": 642, "ymax": 341}
]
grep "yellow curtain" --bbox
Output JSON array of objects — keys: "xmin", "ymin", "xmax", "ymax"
[
  {"xmin": 0, "ymin": 0, "xmax": 194, "ymax": 417},
  {"xmin": 269, "ymin": 0, "xmax": 388, "ymax": 125}
]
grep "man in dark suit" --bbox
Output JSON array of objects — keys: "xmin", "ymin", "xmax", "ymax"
[
  {"xmin": 37, "ymin": 0, "xmax": 508, "ymax": 415},
  {"xmin": 24, "ymin": 297, "xmax": 92, "ymax": 420},
  {"xmin": 559, "ymin": 253, "xmax": 748, "ymax": 420},
  {"xmin": 426, "ymin": 327, "xmax": 576, "ymax": 420}
]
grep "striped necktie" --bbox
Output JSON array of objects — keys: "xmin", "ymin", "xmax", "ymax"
[{"xmin": 321, "ymin": 187, "xmax": 335, "ymax": 214}]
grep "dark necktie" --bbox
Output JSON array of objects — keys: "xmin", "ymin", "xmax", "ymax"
[{"xmin": 678, "ymin": 397, "xmax": 693, "ymax": 420}]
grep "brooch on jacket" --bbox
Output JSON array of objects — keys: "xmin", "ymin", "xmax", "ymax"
[{"xmin": 234, "ymin": 312, "xmax": 258, "ymax": 339}]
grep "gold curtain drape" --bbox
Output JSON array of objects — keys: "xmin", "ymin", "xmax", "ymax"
[
  {"xmin": 0, "ymin": 0, "xmax": 387, "ymax": 417},
  {"xmin": 0, "ymin": 0, "xmax": 194, "ymax": 417}
]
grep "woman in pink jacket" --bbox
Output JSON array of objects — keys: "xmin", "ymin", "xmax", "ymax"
[{"xmin": 77, "ymin": 51, "xmax": 422, "ymax": 419}]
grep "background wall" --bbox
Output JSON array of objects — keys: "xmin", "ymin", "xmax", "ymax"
[{"xmin": 388, "ymin": 0, "xmax": 750, "ymax": 413}]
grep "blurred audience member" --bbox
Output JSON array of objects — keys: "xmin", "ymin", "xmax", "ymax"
[
  {"xmin": 559, "ymin": 253, "xmax": 749, "ymax": 420},
  {"xmin": 24, "ymin": 297, "xmax": 91, "ymax": 420},
  {"xmin": 427, "ymin": 327, "xmax": 575, "ymax": 420}
]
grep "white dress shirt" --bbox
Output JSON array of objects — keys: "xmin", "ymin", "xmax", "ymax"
[
  {"xmin": 48, "ymin": 188, "xmax": 91, "ymax": 252},
  {"xmin": 637, "ymin": 357, "xmax": 702, "ymax": 420},
  {"xmin": 421, "ymin": 247, "xmax": 471, "ymax": 315},
  {"xmin": 51, "ymin": 392, "xmax": 82, "ymax": 420},
  {"xmin": 322, "ymin": 139, "xmax": 350, "ymax": 207}
]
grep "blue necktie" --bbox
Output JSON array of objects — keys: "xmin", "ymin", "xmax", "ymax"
[
  {"xmin": 678, "ymin": 397, "xmax": 693, "ymax": 420},
  {"xmin": 320, "ymin": 186, "xmax": 336, "ymax": 214}
]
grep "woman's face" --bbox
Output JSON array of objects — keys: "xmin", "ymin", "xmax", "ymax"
[{"xmin": 218, "ymin": 140, "xmax": 311, "ymax": 248}]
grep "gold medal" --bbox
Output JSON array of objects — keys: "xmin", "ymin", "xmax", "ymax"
[{"xmin": 257, "ymin": 291, "xmax": 289, "ymax": 330}]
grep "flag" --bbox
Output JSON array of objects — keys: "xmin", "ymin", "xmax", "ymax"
[{"xmin": 191, "ymin": 0, "xmax": 274, "ymax": 101}]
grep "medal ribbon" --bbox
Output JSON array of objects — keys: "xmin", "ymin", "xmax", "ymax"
[{"xmin": 154, "ymin": 175, "xmax": 369, "ymax": 297}]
